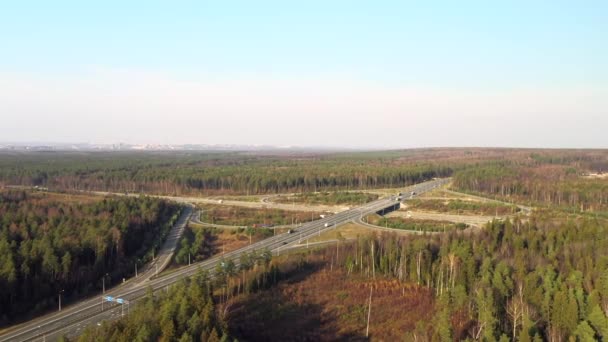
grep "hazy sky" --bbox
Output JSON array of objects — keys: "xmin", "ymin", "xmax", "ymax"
[{"xmin": 1, "ymin": 1, "xmax": 607, "ymax": 148}]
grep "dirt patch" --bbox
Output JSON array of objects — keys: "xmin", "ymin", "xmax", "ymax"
[
  {"xmin": 227, "ymin": 264, "xmax": 435, "ymax": 341},
  {"xmin": 213, "ymin": 229, "xmax": 262, "ymax": 254},
  {"xmin": 582, "ymin": 173, "xmax": 608, "ymax": 179}
]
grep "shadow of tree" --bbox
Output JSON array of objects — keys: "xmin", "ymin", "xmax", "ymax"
[{"xmin": 226, "ymin": 260, "xmax": 367, "ymax": 341}]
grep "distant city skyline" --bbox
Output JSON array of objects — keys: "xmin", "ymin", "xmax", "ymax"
[{"xmin": 1, "ymin": 1, "xmax": 607, "ymax": 148}]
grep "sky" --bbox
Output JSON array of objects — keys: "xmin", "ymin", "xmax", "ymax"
[{"xmin": 1, "ymin": 1, "xmax": 607, "ymax": 148}]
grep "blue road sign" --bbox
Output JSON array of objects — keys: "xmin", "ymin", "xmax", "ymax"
[
  {"xmin": 103, "ymin": 296, "xmax": 114, "ymax": 302},
  {"xmin": 116, "ymin": 298, "xmax": 124, "ymax": 304}
]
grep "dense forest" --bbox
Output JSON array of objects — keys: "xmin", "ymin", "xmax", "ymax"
[
  {"xmin": 332, "ymin": 213, "xmax": 608, "ymax": 341},
  {"xmin": 77, "ymin": 272, "xmax": 230, "ymax": 342},
  {"xmin": 1, "ymin": 149, "xmax": 606, "ymax": 197},
  {"xmin": 3, "ymin": 148, "xmax": 608, "ymax": 340},
  {"xmin": 0, "ymin": 150, "xmax": 461, "ymax": 195},
  {"xmin": 75, "ymin": 211, "xmax": 608, "ymax": 341},
  {"xmin": 0, "ymin": 191, "xmax": 181, "ymax": 324},
  {"xmin": 78, "ymin": 250, "xmax": 280, "ymax": 342},
  {"xmin": 452, "ymin": 156, "xmax": 608, "ymax": 214}
]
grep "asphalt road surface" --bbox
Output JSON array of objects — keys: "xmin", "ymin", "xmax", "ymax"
[{"xmin": 0, "ymin": 178, "xmax": 448, "ymax": 342}]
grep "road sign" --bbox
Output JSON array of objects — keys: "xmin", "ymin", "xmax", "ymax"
[
  {"xmin": 103, "ymin": 296, "xmax": 114, "ymax": 302},
  {"xmin": 116, "ymin": 298, "xmax": 124, "ymax": 304}
]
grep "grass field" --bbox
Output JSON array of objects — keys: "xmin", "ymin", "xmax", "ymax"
[
  {"xmin": 197, "ymin": 204, "xmax": 324, "ymax": 227},
  {"xmin": 273, "ymin": 191, "xmax": 379, "ymax": 206},
  {"xmin": 404, "ymin": 198, "xmax": 519, "ymax": 216},
  {"xmin": 365, "ymin": 214, "xmax": 468, "ymax": 232}
]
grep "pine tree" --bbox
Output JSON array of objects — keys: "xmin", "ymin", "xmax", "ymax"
[
  {"xmin": 587, "ymin": 304, "xmax": 608, "ymax": 338},
  {"xmin": 573, "ymin": 321, "xmax": 596, "ymax": 341}
]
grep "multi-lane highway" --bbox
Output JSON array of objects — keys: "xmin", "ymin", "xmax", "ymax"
[{"xmin": 0, "ymin": 178, "xmax": 448, "ymax": 342}]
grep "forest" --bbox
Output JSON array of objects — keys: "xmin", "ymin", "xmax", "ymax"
[
  {"xmin": 78, "ymin": 249, "xmax": 280, "ymax": 342},
  {"xmin": 2, "ymin": 148, "xmax": 608, "ymax": 340},
  {"xmin": 77, "ymin": 271, "xmax": 229, "ymax": 342},
  {"xmin": 452, "ymin": 161, "xmax": 608, "ymax": 214},
  {"xmin": 78, "ymin": 211, "xmax": 608, "ymax": 341},
  {"xmin": 332, "ymin": 213, "xmax": 608, "ymax": 341},
  {"xmin": 0, "ymin": 149, "xmax": 462, "ymax": 195},
  {"xmin": 0, "ymin": 191, "xmax": 181, "ymax": 325},
  {"xmin": 1, "ymin": 148, "xmax": 606, "ymax": 198}
]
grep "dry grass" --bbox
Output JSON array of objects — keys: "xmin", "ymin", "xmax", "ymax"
[
  {"xmin": 415, "ymin": 187, "xmax": 470, "ymax": 200},
  {"xmin": 0, "ymin": 189, "xmax": 103, "ymax": 205},
  {"xmin": 227, "ymin": 254, "xmax": 435, "ymax": 341},
  {"xmin": 306, "ymin": 222, "xmax": 374, "ymax": 244},
  {"xmin": 213, "ymin": 229, "xmax": 260, "ymax": 254}
]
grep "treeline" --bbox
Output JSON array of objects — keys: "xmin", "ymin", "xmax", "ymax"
[
  {"xmin": 332, "ymin": 214, "xmax": 608, "ymax": 340},
  {"xmin": 0, "ymin": 191, "xmax": 180, "ymax": 324},
  {"xmin": 3, "ymin": 149, "xmax": 608, "ymax": 197},
  {"xmin": 0, "ymin": 151, "xmax": 453, "ymax": 195},
  {"xmin": 452, "ymin": 163, "xmax": 608, "ymax": 212}
]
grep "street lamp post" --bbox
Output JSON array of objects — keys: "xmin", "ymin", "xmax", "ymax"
[
  {"xmin": 102, "ymin": 273, "xmax": 109, "ymax": 294},
  {"xmin": 58, "ymin": 289, "xmax": 64, "ymax": 312}
]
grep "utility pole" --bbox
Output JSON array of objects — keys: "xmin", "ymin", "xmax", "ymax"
[
  {"xmin": 366, "ymin": 286, "xmax": 373, "ymax": 338},
  {"xmin": 336, "ymin": 239, "xmax": 339, "ymax": 262},
  {"xmin": 102, "ymin": 273, "xmax": 108, "ymax": 293},
  {"xmin": 135, "ymin": 260, "xmax": 138, "ymax": 278},
  {"xmin": 155, "ymin": 263, "xmax": 158, "ymax": 277},
  {"xmin": 188, "ymin": 252, "xmax": 191, "ymax": 266}
]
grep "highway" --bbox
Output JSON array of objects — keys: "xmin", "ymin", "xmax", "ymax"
[{"xmin": 0, "ymin": 178, "xmax": 448, "ymax": 342}]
